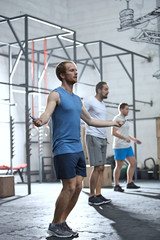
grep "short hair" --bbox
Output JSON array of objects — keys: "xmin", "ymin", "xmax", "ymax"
[
  {"xmin": 96, "ymin": 82, "xmax": 107, "ymax": 93},
  {"xmin": 118, "ymin": 103, "xmax": 129, "ymax": 111},
  {"xmin": 56, "ymin": 61, "xmax": 75, "ymax": 81}
]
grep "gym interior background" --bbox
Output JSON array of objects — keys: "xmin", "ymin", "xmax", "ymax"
[
  {"xmin": 0, "ymin": 1, "xmax": 160, "ymax": 240},
  {"xmin": 0, "ymin": 0, "xmax": 160, "ymax": 192}
]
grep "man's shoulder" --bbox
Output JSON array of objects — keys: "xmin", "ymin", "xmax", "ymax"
[
  {"xmin": 84, "ymin": 96, "xmax": 94, "ymax": 102},
  {"xmin": 52, "ymin": 86, "xmax": 61, "ymax": 94},
  {"xmin": 113, "ymin": 114, "xmax": 121, "ymax": 121},
  {"xmin": 74, "ymin": 92, "xmax": 81, "ymax": 98},
  {"xmin": 49, "ymin": 90, "xmax": 60, "ymax": 102},
  {"xmin": 83, "ymin": 96, "xmax": 94, "ymax": 106}
]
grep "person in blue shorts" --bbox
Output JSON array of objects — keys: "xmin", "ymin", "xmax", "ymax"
[
  {"xmin": 111, "ymin": 103, "xmax": 142, "ymax": 192},
  {"xmin": 33, "ymin": 61, "xmax": 124, "ymax": 238}
]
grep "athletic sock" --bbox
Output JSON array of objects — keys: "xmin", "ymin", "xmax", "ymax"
[
  {"xmin": 50, "ymin": 224, "xmax": 56, "ymax": 228},
  {"xmin": 51, "ymin": 222, "xmax": 65, "ymax": 227}
]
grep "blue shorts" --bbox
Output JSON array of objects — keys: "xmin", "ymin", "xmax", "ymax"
[
  {"xmin": 114, "ymin": 146, "xmax": 134, "ymax": 160},
  {"xmin": 53, "ymin": 151, "xmax": 86, "ymax": 179}
]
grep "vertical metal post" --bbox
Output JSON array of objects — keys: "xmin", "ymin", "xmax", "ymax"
[
  {"xmin": 73, "ymin": 31, "xmax": 78, "ymax": 93},
  {"xmin": 38, "ymin": 130, "xmax": 43, "ymax": 183},
  {"xmin": 9, "ymin": 45, "xmax": 13, "ymax": 175},
  {"xmin": 99, "ymin": 41, "xmax": 103, "ymax": 81},
  {"xmin": 73, "ymin": 31, "xmax": 77, "ymax": 64},
  {"xmin": 157, "ymin": 0, "xmax": 160, "ymax": 67},
  {"xmin": 131, "ymin": 54, "xmax": 137, "ymax": 180},
  {"xmin": 37, "ymin": 52, "xmax": 40, "ymax": 85},
  {"xmin": 25, "ymin": 15, "xmax": 31, "ymax": 194}
]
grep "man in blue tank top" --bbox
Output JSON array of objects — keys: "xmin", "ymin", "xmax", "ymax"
[{"xmin": 33, "ymin": 61, "xmax": 124, "ymax": 238}]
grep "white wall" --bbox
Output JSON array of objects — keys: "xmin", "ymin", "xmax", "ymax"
[
  {"xmin": 0, "ymin": 0, "xmax": 160, "ymax": 182},
  {"xmin": 0, "ymin": 0, "xmax": 68, "ymax": 25}
]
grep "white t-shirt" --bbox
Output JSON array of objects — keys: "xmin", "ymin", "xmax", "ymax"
[
  {"xmin": 84, "ymin": 96, "xmax": 107, "ymax": 139},
  {"xmin": 112, "ymin": 114, "xmax": 130, "ymax": 149}
]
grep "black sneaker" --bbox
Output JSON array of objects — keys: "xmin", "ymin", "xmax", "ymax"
[
  {"xmin": 48, "ymin": 223, "xmax": 72, "ymax": 238},
  {"xmin": 114, "ymin": 185, "xmax": 124, "ymax": 192},
  {"xmin": 127, "ymin": 182, "xmax": 140, "ymax": 189},
  {"xmin": 97, "ymin": 194, "xmax": 112, "ymax": 204},
  {"xmin": 88, "ymin": 196, "xmax": 104, "ymax": 206},
  {"xmin": 63, "ymin": 222, "xmax": 79, "ymax": 237}
]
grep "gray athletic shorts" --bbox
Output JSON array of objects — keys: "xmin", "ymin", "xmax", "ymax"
[{"xmin": 86, "ymin": 135, "xmax": 107, "ymax": 167}]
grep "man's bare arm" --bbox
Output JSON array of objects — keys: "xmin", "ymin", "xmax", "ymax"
[
  {"xmin": 111, "ymin": 127, "xmax": 130, "ymax": 142},
  {"xmin": 129, "ymin": 135, "xmax": 142, "ymax": 144},
  {"xmin": 33, "ymin": 91, "xmax": 60, "ymax": 127},
  {"xmin": 81, "ymin": 104, "xmax": 124, "ymax": 127}
]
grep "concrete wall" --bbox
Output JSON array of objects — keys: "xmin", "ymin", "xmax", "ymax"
[{"xmin": 0, "ymin": 0, "xmax": 159, "ymax": 182}]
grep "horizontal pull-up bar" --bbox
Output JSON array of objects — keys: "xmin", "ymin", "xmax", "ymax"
[
  {"xmin": 105, "ymin": 105, "xmax": 140, "ymax": 112},
  {"xmin": 135, "ymin": 100, "xmax": 153, "ymax": 106},
  {"xmin": 0, "ymin": 81, "xmax": 52, "ymax": 92}
]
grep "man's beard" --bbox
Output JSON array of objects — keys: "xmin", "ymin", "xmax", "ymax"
[{"xmin": 103, "ymin": 95, "xmax": 108, "ymax": 99}]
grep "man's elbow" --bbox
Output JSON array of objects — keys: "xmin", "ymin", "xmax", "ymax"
[
  {"xmin": 87, "ymin": 119, "xmax": 93, "ymax": 126},
  {"xmin": 111, "ymin": 131, "xmax": 115, "ymax": 136},
  {"xmin": 87, "ymin": 121, "xmax": 92, "ymax": 126}
]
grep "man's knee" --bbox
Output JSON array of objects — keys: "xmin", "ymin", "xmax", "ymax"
[
  {"xmin": 94, "ymin": 165, "xmax": 104, "ymax": 172},
  {"xmin": 64, "ymin": 184, "xmax": 76, "ymax": 194},
  {"xmin": 76, "ymin": 176, "xmax": 83, "ymax": 192},
  {"xmin": 62, "ymin": 179, "xmax": 77, "ymax": 194},
  {"xmin": 127, "ymin": 157, "xmax": 136, "ymax": 167},
  {"xmin": 129, "ymin": 160, "xmax": 136, "ymax": 167},
  {"xmin": 76, "ymin": 182, "xmax": 82, "ymax": 193},
  {"xmin": 115, "ymin": 161, "xmax": 123, "ymax": 170}
]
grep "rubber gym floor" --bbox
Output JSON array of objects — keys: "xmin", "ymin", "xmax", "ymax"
[{"xmin": 0, "ymin": 180, "xmax": 160, "ymax": 240}]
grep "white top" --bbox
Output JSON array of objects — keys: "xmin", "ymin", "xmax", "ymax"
[
  {"xmin": 112, "ymin": 114, "xmax": 130, "ymax": 149},
  {"xmin": 84, "ymin": 96, "xmax": 107, "ymax": 139}
]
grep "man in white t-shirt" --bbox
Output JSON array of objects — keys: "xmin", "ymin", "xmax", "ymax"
[
  {"xmin": 111, "ymin": 103, "xmax": 141, "ymax": 192},
  {"xmin": 84, "ymin": 82, "xmax": 112, "ymax": 206}
]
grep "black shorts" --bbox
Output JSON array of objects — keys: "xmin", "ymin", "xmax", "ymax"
[{"xmin": 53, "ymin": 151, "xmax": 86, "ymax": 180}]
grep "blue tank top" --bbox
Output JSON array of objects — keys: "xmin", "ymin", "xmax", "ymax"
[{"xmin": 51, "ymin": 87, "xmax": 83, "ymax": 156}]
